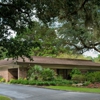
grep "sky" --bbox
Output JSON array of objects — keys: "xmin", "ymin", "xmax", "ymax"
[{"xmin": 83, "ymin": 49, "xmax": 99, "ymax": 58}]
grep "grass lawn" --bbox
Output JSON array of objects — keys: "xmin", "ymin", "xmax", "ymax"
[
  {"xmin": 0, "ymin": 95, "xmax": 11, "ymax": 100},
  {"xmin": 46, "ymin": 86, "xmax": 100, "ymax": 93}
]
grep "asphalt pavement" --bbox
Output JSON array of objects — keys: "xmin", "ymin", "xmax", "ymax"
[{"xmin": 0, "ymin": 83, "xmax": 100, "ymax": 100}]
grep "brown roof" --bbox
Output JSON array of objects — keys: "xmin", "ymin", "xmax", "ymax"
[
  {"xmin": 0, "ymin": 56, "xmax": 100, "ymax": 67},
  {"xmin": 0, "ymin": 58, "xmax": 14, "ymax": 66},
  {"xmin": 16, "ymin": 56, "xmax": 100, "ymax": 67}
]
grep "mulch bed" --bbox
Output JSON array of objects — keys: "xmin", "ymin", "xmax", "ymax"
[{"xmin": 86, "ymin": 82, "xmax": 100, "ymax": 88}]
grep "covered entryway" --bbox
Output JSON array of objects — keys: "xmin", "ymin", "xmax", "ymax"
[
  {"xmin": 57, "ymin": 69, "xmax": 71, "ymax": 79},
  {"xmin": 8, "ymin": 68, "xmax": 18, "ymax": 81}
]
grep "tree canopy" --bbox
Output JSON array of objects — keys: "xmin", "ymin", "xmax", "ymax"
[
  {"xmin": 0, "ymin": 0, "xmax": 100, "ymax": 59},
  {"xmin": 0, "ymin": 0, "xmax": 36, "ymax": 59},
  {"xmin": 34, "ymin": 0, "xmax": 100, "ymax": 54},
  {"xmin": 24, "ymin": 22, "xmax": 69, "ymax": 57}
]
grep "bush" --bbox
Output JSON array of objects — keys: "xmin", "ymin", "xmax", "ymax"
[
  {"xmin": 0, "ymin": 78, "xmax": 5, "ymax": 82},
  {"xmin": 86, "ymin": 71, "xmax": 100, "ymax": 83},
  {"xmin": 70, "ymin": 68, "xmax": 81, "ymax": 77},
  {"xmin": 55, "ymin": 75, "xmax": 63, "ymax": 81},
  {"xmin": 28, "ymin": 81, "xmax": 36, "ymax": 85},
  {"xmin": 83, "ymin": 81, "xmax": 91, "ymax": 86},
  {"xmin": 27, "ymin": 65, "xmax": 56, "ymax": 81},
  {"xmin": 72, "ymin": 74, "xmax": 86, "ymax": 83},
  {"xmin": 9, "ymin": 78, "xmax": 72, "ymax": 86},
  {"xmin": 27, "ymin": 65, "xmax": 43, "ymax": 81},
  {"xmin": 42, "ymin": 68, "xmax": 56, "ymax": 81},
  {"xmin": 0, "ymin": 76, "xmax": 5, "ymax": 82},
  {"xmin": 9, "ymin": 79, "xmax": 18, "ymax": 84}
]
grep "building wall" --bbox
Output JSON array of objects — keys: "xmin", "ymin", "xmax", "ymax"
[
  {"xmin": 1, "ymin": 63, "xmax": 100, "ymax": 81},
  {"xmin": 18, "ymin": 67, "xmax": 27, "ymax": 79},
  {"xmin": 0, "ymin": 67, "xmax": 8, "ymax": 82},
  {"xmin": 0, "ymin": 64, "xmax": 19, "ymax": 82}
]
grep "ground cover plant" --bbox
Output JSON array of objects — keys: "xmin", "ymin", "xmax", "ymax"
[
  {"xmin": 0, "ymin": 76, "xmax": 5, "ymax": 82},
  {"xmin": 9, "ymin": 78, "xmax": 72, "ymax": 86},
  {"xmin": 0, "ymin": 95, "xmax": 11, "ymax": 100},
  {"xmin": 46, "ymin": 86, "xmax": 100, "ymax": 93}
]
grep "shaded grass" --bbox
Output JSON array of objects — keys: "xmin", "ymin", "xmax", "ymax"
[
  {"xmin": 46, "ymin": 86, "xmax": 100, "ymax": 93},
  {"xmin": 0, "ymin": 95, "xmax": 11, "ymax": 100}
]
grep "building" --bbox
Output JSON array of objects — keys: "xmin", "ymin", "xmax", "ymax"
[{"xmin": 0, "ymin": 56, "xmax": 100, "ymax": 82}]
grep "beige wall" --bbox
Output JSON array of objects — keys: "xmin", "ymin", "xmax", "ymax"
[
  {"xmin": 18, "ymin": 67, "xmax": 27, "ymax": 79},
  {"xmin": 0, "ymin": 68, "xmax": 8, "ymax": 82},
  {"xmin": 0, "ymin": 64, "xmax": 19, "ymax": 82},
  {"xmin": 0, "ymin": 63, "xmax": 100, "ymax": 81}
]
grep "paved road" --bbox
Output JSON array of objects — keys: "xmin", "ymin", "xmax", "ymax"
[{"xmin": 0, "ymin": 83, "xmax": 100, "ymax": 100}]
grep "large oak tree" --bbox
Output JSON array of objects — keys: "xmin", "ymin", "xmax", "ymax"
[
  {"xmin": 0, "ymin": 0, "xmax": 100, "ymax": 59},
  {"xmin": 34, "ymin": 0, "xmax": 100, "ymax": 54}
]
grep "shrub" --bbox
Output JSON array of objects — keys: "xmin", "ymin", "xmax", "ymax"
[
  {"xmin": 0, "ymin": 78, "xmax": 5, "ymax": 82},
  {"xmin": 28, "ymin": 81, "xmax": 36, "ymax": 85},
  {"xmin": 27, "ymin": 65, "xmax": 56, "ymax": 81},
  {"xmin": 9, "ymin": 78, "xmax": 29, "ymax": 85},
  {"xmin": 55, "ymin": 75, "xmax": 63, "ymax": 81},
  {"xmin": 9, "ymin": 79, "xmax": 18, "ymax": 84},
  {"xmin": 86, "ymin": 71, "xmax": 100, "ymax": 83},
  {"xmin": 70, "ymin": 68, "xmax": 81, "ymax": 77},
  {"xmin": 83, "ymin": 81, "xmax": 91, "ymax": 86},
  {"xmin": 72, "ymin": 74, "xmax": 86, "ymax": 83},
  {"xmin": 43, "ymin": 81, "xmax": 50, "ymax": 86},
  {"xmin": 0, "ymin": 76, "xmax": 5, "ymax": 82},
  {"xmin": 41, "ymin": 68, "xmax": 56, "ymax": 81},
  {"xmin": 27, "ymin": 65, "xmax": 42, "ymax": 81},
  {"xmin": 49, "ymin": 81, "xmax": 56, "ymax": 86}
]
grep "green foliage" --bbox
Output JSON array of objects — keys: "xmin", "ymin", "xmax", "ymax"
[
  {"xmin": 94, "ymin": 54, "xmax": 100, "ymax": 63},
  {"xmin": 55, "ymin": 75, "xmax": 63, "ymax": 81},
  {"xmin": 72, "ymin": 74, "xmax": 86, "ymax": 83},
  {"xmin": 28, "ymin": 65, "xmax": 56, "ymax": 81},
  {"xmin": 0, "ymin": 0, "xmax": 35, "ymax": 59},
  {"xmin": 0, "ymin": 76, "xmax": 5, "ymax": 82},
  {"xmin": 0, "ymin": 95, "xmax": 11, "ymax": 100},
  {"xmin": 46, "ymin": 86, "xmax": 100, "ymax": 93},
  {"xmin": 27, "ymin": 65, "xmax": 42, "ymax": 80},
  {"xmin": 57, "ymin": 53, "xmax": 88, "ymax": 59},
  {"xmin": 41, "ymin": 68, "xmax": 56, "ymax": 81},
  {"xmin": 26, "ymin": 22, "xmax": 68, "ymax": 57},
  {"xmin": 86, "ymin": 71, "xmax": 100, "ymax": 83},
  {"xmin": 9, "ymin": 78, "xmax": 71, "ymax": 86},
  {"xmin": 83, "ymin": 81, "xmax": 91, "ymax": 86},
  {"xmin": 0, "ymin": 0, "xmax": 100, "ymax": 59},
  {"xmin": 70, "ymin": 68, "xmax": 81, "ymax": 77},
  {"xmin": 9, "ymin": 79, "xmax": 18, "ymax": 84},
  {"xmin": 34, "ymin": 0, "xmax": 100, "ymax": 54}
]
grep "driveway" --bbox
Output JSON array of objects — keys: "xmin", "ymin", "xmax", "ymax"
[{"xmin": 0, "ymin": 83, "xmax": 100, "ymax": 100}]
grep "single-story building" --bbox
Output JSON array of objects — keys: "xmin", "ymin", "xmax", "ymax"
[{"xmin": 0, "ymin": 56, "xmax": 100, "ymax": 82}]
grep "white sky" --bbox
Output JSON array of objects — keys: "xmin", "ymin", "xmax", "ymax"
[{"xmin": 83, "ymin": 49, "xmax": 99, "ymax": 58}]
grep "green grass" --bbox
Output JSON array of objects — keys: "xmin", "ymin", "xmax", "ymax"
[
  {"xmin": 46, "ymin": 86, "xmax": 100, "ymax": 93},
  {"xmin": 0, "ymin": 95, "xmax": 11, "ymax": 100}
]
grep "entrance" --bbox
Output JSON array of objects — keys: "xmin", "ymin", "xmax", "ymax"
[
  {"xmin": 57, "ymin": 69, "xmax": 71, "ymax": 79},
  {"xmin": 8, "ymin": 68, "xmax": 18, "ymax": 81}
]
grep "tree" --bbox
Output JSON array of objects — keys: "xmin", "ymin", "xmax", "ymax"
[
  {"xmin": 34, "ymin": 0, "xmax": 100, "ymax": 54},
  {"xmin": 24, "ymin": 22, "xmax": 69, "ymax": 57},
  {"xmin": 0, "ymin": 0, "xmax": 36, "ymax": 59},
  {"xmin": 0, "ymin": 0, "xmax": 100, "ymax": 59}
]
